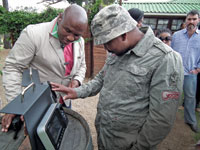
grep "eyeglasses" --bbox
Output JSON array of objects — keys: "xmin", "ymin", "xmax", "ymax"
[{"xmin": 159, "ymin": 36, "xmax": 172, "ymax": 41}]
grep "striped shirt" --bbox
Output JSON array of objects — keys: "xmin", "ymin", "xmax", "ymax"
[{"xmin": 171, "ymin": 28, "xmax": 200, "ymax": 75}]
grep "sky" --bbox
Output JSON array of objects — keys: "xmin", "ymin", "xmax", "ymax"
[{"xmin": 0, "ymin": 0, "xmax": 70, "ymax": 12}]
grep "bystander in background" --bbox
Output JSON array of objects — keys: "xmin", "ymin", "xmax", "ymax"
[
  {"xmin": 196, "ymin": 22, "xmax": 200, "ymax": 112},
  {"xmin": 180, "ymin": 22, "xmax": 186, "ymax": 30},
  {"xmin": 157, "ymin": 28, "xmax": 172, "ymax": 46},
  {"xmin": 128, "ymin": 8, "xmax": 144, "ymax": 28},
  {"xmin": 171, "ymin": 9, "xmax": 200, "ymax": 133}
]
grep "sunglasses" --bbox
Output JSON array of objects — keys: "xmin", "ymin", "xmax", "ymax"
[{"xmin": 159, "ymin": 36, "xmax": 172, "ymax": 41}]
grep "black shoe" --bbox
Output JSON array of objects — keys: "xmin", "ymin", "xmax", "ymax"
[{"xmin": 186, "ymin": 123, "xmax": 200, "ymax": 133}]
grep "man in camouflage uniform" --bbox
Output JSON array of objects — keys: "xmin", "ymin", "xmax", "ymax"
[{"xmin": 51, "ymin": 4, "xmax": 184, "ymax": 150}]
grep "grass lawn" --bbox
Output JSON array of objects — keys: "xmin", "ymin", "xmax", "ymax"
[{"xmin": 195, "ymin": 112, "xmax": 200, "ymax": 142}]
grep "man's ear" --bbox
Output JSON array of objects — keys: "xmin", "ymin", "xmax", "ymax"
[
  {"xmin": 58, "ymin": 13, "xmax": 63, "ymax": 22},
  {"xmin": 121, "ymin": 33, "xmax": 127, "ymax": 41}
]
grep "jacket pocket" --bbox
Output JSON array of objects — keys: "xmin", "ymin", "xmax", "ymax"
[{"xmin": 117, "ymin": 64, "xmax": 150, "ymax": 93}]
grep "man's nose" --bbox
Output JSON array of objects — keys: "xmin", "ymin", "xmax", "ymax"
[
  {"xmin": 67, "ymin": 35, "xmax": 75, "ymax": 42},
  {"xmin": 190, "ymin": 19, "xmax": 195, "ymax": 23}
]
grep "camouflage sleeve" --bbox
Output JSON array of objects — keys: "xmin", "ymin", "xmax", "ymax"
[
  {"xmin": 74, "ymin": 65, "xmax": 105, "ymax": 98},
  {"xmin": 131, "ymin": 51, "xmax": 184, "ymax": 149}
]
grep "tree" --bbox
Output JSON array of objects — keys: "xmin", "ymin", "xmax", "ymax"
[
  {"xmin": 2, "ymin": 0, "xmax": 11, "ymax": 49},
  {"xmin": 0, "ymin": 6, "xmax": 63, "ymax": 45},
  {"xmin": 102, "ymin": 0, "xmax": 115, "ymax": 5},
  {"xmin": 37, "ymin": 0, "xmax": 63, "ymax": 5},
  {"xmin": 39, "ymin": 0, "xmax": 94, "ymax": 7},
  {"xmin": 2, "ymin": 0, "xmax": 8, "ymax": 10}
]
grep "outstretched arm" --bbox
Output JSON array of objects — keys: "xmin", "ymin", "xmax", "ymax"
[{"xmin": 51, "ymin": 65, "xmax": 106, "ymax": 100}]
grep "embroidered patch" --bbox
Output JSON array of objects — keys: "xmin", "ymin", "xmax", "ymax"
[
  {"xmin": 162, "ymin": 91, "xmax": 180, "ymax": 101},
  {"xmin": 169, "ymin": 71, "xmax": 179, "ymax": 86}
]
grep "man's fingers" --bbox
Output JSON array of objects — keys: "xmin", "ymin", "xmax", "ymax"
[
  {"xmin": 190, "ymin": 69, "xmax": 198, "ymax": 74},
  {"xmin": 50, "ymin": 82, "xmax": 63, "ymax": 91},
  {"xmin": 50, "ymin": 82, "xmax": 59, "ymax": 88},
  {"xmin": 1, "ymin": 114, "xmax": 15, "ymax": 132},
  {"xmin": 2, "ymin": 115, "xmax": 9, "ymax": 131},
  {"xmin": 20, "ymin": 115, "xmax": 24, "ymax": 121},
  {"xmin": 7, "ymin": 117, "xmax": 13, "ymax": 127},
  {"xmin": 63, "ymin": 95, "xmax": 70, "ymax": 100}
]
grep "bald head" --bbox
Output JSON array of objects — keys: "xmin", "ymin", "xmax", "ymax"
[
  {"xmin": 57, "ymin": 4, "xmax": 88, "ymax": 45},
  {"xmin": 63, "ymin": 4, "xmax": 88, "ymax": 25}
]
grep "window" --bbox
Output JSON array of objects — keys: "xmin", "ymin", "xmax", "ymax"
[
  {"xmin": 157, "ymin": 19, "xmax": 169, "ymax": 29},
  {"xmin": 144, "ymin": 17, "xmax": 185, "ymax": 32},
  {"xmin": 171, "ymin": 19, "xmax": 184, "ymax": 30},
  {"xmin": 143, "ymin": 18, "xmax": 157, "ymax": 30}
]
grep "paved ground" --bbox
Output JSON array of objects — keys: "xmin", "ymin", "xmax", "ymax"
[{"xmin": 0, "ymin": 48, "xmax": 197, "ymax": 150}]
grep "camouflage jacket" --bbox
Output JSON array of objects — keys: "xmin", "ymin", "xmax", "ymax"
[{"xmin": 75, "ymin": 27, "xmax": 184, "ymax": 150}]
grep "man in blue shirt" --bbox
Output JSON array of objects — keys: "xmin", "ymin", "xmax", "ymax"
[{"xmin": 171, "ymin": 10, "xmax": 200, "ymax": 133}]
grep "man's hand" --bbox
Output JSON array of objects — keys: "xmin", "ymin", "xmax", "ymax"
[
  {"xmin": 1, "ymin": 114, "xmax": 16, "ymax": 132},
  {"xmin": 68, "ymin": 79, "xmax": 80, "ymax": 88},
  {"xmin": 190, "ymin": 68, "xmax": 200, "ymax": 74},
  {"xmin": 51, "ymin": 82, "xmax": 78, "ymax": 100}
]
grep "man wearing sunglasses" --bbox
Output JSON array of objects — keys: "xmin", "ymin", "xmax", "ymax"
[
  {"xmin": 171, "ymin": 10, "xmax": 200, "ymax": 133},
  {"xmin": 2, "ymin": 4, "xmax": 88, "ymax": 133}
]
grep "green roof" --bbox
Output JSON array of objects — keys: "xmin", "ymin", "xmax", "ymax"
[
  {"xmin": 120, "ymin": 0, "xmax": 200, "ymax": 15},
  {"xmin": 171, "ymin": 0, "xmax": 200, "ymax": 3}
]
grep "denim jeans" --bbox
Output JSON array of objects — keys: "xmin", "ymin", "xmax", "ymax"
[{"xmin": 184, "ymin": 74, "xmax": 197, "ymax": 125}]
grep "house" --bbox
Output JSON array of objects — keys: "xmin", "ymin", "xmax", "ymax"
[
  {"xmin": 85, "ymin": 0, "xmax": 200, "ymax": 77},
  {"xmin": 121, "ymin": 0, "xmax": 200, "ymax": 32}
]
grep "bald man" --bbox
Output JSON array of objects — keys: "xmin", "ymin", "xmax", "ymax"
[{"xmin": 2, "ymin": 4, "xmax": 88, "ymax": 132}]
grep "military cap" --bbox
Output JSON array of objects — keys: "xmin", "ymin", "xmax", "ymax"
[{"xmin": 91, "ymin": 4, "xmax": 137, "ymax": 45}]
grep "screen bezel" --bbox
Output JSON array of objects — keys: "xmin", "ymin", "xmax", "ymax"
[{"xmin": 45, "ymin": 108, "xmax": 67, "ymax": 149}]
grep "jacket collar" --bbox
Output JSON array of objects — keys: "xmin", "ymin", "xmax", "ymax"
[{"xmin": 129, "ymin": 27, "xmax": 155, "ymax": 57}]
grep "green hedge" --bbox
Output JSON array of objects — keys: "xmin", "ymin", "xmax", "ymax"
[
  {"xmin": 0, "ymin": 0, "xmax": 114, "ymax": 46},
  {"xmin": 0, "ymin": 6, "xmax": 63, "ymax": 45}
]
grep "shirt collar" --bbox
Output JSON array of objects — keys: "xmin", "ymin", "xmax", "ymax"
[
  {"xmin": 129, "ymin": 27, "xmax": 155, "ymax": 57},
  {"xmin": 183, "ymin": 27, "xmax": 199, "ymax": 34},
  {"xmin": 183, "ymin": 28, "xmax": 187, "ymax": 34},
  {"xmin": 196, "ymin": 28, "xmax": 200, "ymax": 34},
  {"xmin": 51, "ymin": 21, "xmax": 59, "ymax": 39}
]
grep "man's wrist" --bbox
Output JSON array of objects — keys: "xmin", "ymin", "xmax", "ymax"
[
  {"xmin": 75, "ymin": 79, "xmax": 81, "ymax": 86},
  {"xmin": 196, "ymin": 68, "xmax": 200, "ymax": 73}
]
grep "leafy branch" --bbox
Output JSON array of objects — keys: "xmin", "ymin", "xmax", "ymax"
[{"xmin": 0, "ymin": 6, "xmax": 63, "ymax": 46}]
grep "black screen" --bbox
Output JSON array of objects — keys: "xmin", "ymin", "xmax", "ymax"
[{"xmin": 47, "ymin": 113, "xmax": 63, "ymax": 144}]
